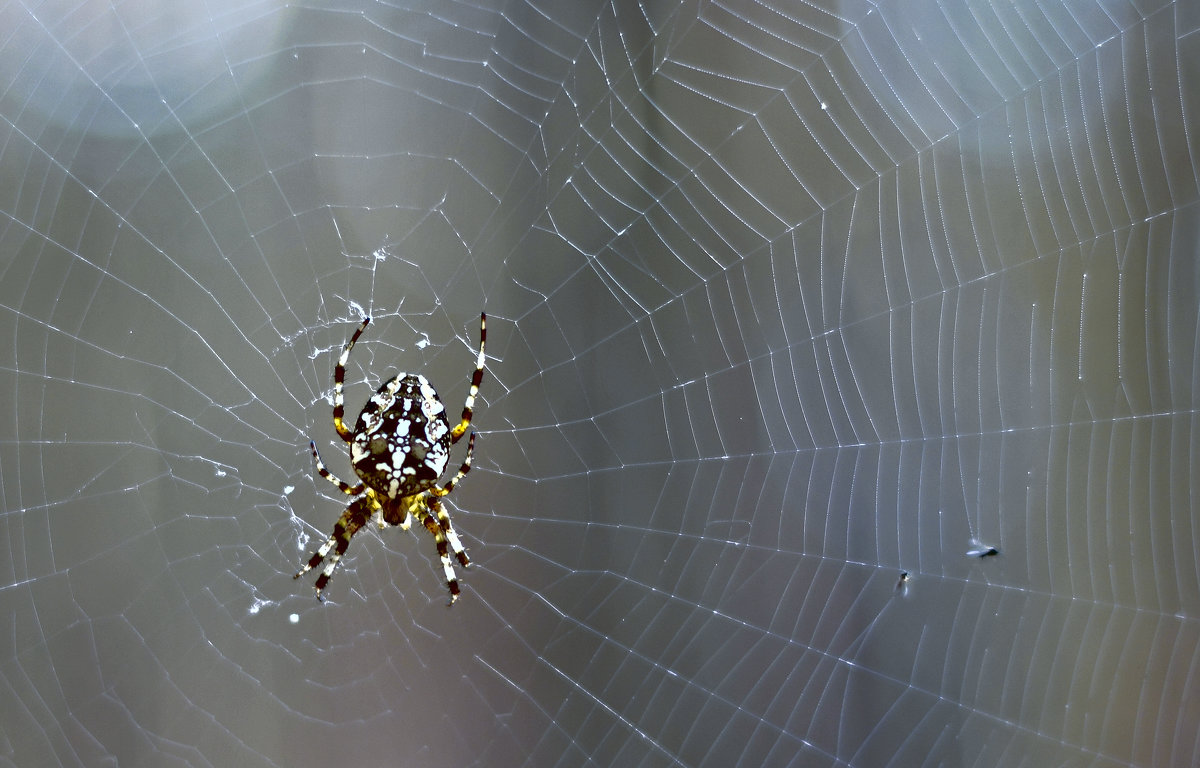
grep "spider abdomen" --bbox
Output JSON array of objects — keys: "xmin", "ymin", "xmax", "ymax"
[{"xmin": 350, "ymin": 373, "xmax": 451, "ymax": 498}]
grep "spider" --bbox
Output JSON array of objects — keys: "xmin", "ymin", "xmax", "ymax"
[{"xmin": 295, "ymin": 313, "xmax": 485, "ymax": 604}]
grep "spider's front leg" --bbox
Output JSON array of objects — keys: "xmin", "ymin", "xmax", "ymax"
[
  {"xmin": 414, "ymin": 497, "xmax": 468, "ymax": 605},
  {"xmin": 432, "ymin": 497, "xmax": 471, "ymax": 570},
  {"xmin": 295, "ymin": 495, "xmax": 375, "ymax": 600}
]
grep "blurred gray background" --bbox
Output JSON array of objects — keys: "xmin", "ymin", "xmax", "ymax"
[{"xmin": 1, "ymin": 1, "xmax": 1197, "ymax": 766}]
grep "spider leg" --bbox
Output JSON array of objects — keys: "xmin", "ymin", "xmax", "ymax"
[
  {"xmin": 427, "ymin": 431, "xmax": 473, "ymax": 567},
  {"xmin": 310, "ymin": 441, "xmax": 364, "ymax": 496},
  {"xmin": 429, "ymin": 430, "xmax": 475, "ymax": 499},
  {"xmin": 414, "ymin": 499, "xmax": 462, "ymax": 604},
  {"xmin": 432, "ymin": 496, "xmax": 471, "ymax": 569},
  {"xmin": 449, "ymin": 312, "xmax": 485, "ymax": 444},
  {"xmin": 295, "ymin": 496, "xmax": 373, "ymax": 600},
  {"xmin": 333, "ymin": 317, "xmax": 370, "ymax": 443}
]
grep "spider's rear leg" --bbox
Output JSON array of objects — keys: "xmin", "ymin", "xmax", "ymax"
[
  {"xmin": 295, "ymin": 496, "xmax": 373, "ymax": 600},
  {"xmin": 431, "ymin": 431, "xmax": 475, "ymax": 499},
  {"xmin": 332, "ymin": 317, "xmax": 370, "ymax": 442},
  {"xmin": 310, "ymin": 441, "xmax": 364, "ymax": 496},
  {"xmin": 449, "ymin": 312, "xmax": 486, "ymax": 444}
]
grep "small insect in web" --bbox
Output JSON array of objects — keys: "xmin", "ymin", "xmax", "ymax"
[{"xmin": 295, "ymin": 313, "xmax": 486, "ymax": 604}]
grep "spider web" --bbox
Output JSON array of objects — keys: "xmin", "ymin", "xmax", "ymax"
[{"xmin": 1, "ymin": 0, "xmax": 1198, "ymax": 766}]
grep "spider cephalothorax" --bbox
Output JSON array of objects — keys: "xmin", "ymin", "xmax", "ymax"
[{"xmin": 295, "ymin": 314, "xmax": 485, "ymax": 604}]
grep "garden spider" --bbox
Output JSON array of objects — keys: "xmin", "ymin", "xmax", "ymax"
[{"xmin": 295, "ymin": 313, "xmax": 485, "ymax": 604}]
